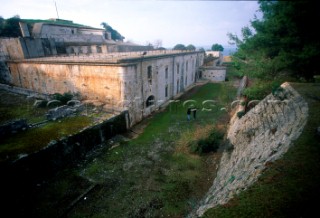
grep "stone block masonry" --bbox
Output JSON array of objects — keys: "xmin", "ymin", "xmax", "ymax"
[
  {"xmin": 0, "ymin": 110, "xmax": 129, "ymax": 188},
  {"xmin": 196, "ymin": 82, "xmax": 309, "ymax": 216},
  {"xmin": 5, "ymin": 50, "xmax": 204, "ymax": 126}
]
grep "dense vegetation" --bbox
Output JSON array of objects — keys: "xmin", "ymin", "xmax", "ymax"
[
  {"xmin": 211, "ymin": 43, "xmax": 224, "ymax": 51},
  {"xmin": 0, "ymin": 15, "xmax": 22, "ymax": 37},
  {"xmin": 229, "ymin": 1, "xmax": 320, "ymax": 81},
  {"xmin": 173, "ymin": 43, "xmax": 196, "ymax": 50},
  {"xmin": 100, "ymin": 22, "xmax": 125, "ymax": 41}
]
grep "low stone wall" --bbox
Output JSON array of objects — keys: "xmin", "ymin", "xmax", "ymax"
[
  {"xmin": 196, "ymin": 83, "xmax": 309, "ymax": 216},
  {"xmin": 1, "ymin": 110, "xmax": 129, "ymax": 186},
  {"xmin": 0, "ymin": 83, "xmax": 50, "ymax": 99},
  {"xmin": 0, "ymin": 119, "xmax": 29, "ymax": 138}
]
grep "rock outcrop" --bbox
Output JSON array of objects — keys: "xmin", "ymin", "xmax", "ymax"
[{"xmin": 196, "ymin": 82, "xmax": 308, "ymax": 216}]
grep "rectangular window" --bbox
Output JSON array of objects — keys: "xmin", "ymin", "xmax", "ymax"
[
  {"xmin": 177, "ymin": 63, "xmax": 180, "ymax": 74},
  {"xmin": 165, "ymin": 66, "xmax": 168, "ymax": 79},
  {"xmin": 165, "ymin": 85, "xmax": 168, "ymax": 97},
  {"xmin": 147, "ymin": 66, "xmax": 152, "ymax": 84},
  {"xmin": 177, "ymin": 80, "xmax": 179, "ymax": 94},
  {"xmin": 186, "ymin": 61, "xmax": 188, "ymax": 72},
  {"xmin": 96, "ymin": 46, "xmax": 102, "ymax": 53}
]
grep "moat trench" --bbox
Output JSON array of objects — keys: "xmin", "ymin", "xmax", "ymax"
[{"xmin": 1, "ymin": 82, "xmax": 236, "ymax": 217}]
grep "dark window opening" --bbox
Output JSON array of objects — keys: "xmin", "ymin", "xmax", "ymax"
[
  {"xmin": 177, "ymin": 79, "xmax": 179, "ymax": 94},
  {"xmin": 147, "ymin": 66, "xmax": 152, "ymax": 84},
  {"xmin": 165, "ymin": 85, "xmax": 168, "ymax": 97},
  {"xmin": 165, "ymin": 66, "xmax": 168, "ymax": 79},
  {"xmin": 146, "ymin": 95, "xmax": 155, "ymax": 107},
  {"xmin": 96, "ymin": 46, "xmax": 102, "ymax": 53}
]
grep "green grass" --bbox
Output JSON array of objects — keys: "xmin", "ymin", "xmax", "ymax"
[
  {"xmin": 68, "ymin": 82, "xmax": 237, "ymax": 218},
  {"xmin": 0, "ymin": 91, "xmax": 48, "ymax": 124},
  {"xmin": 203, "ymin": 82, "xmax": 320, "ymax": 218},
  {"xmin": 0, "ymin": 116, "xmax": 92, "ymax": 163}
]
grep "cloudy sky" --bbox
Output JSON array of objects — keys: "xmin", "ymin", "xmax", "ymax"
[{"xmin": 0, "ymin": 0, "xmax": 261, "ymax": 48}]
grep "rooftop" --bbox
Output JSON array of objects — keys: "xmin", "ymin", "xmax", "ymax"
[
  {"xmin": 22, "ymin": 18, "xmax": 103, "ymax": 30},
  {"xmin": 8, "ymin": 50, "xmax": 203, "ymax": 65}
]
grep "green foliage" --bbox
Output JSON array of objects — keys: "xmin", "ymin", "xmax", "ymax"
[
  {"xmin": 189, "ymin": 130, "xmax": 224, "ymax": 154},
  {"xmin": 186, "ymin": 44, "xmax": 196, "ymax": 50},
  {"xmin": 100, "ymin": 22, "xmax": 124, "ymax": 41},
  {"xmin": 236, "ymin": 111, "xmax": 246, "ymax": 119},
  {"xmin": 173, "ymin": 44, "xmax": 186, "ymax": 50},
  {"xmin": 313, "ymin": 75, "xmax": 320, "ymax": 83},
  {"xmin": 0, "ymin": 15, "xmax": 22, "ymax": 37},
  {"xmin": 242, "ymin": 80, "xmax": 283, "ymax": 101},
  {"xmin": 52, "ymin": 92, "xmax": 73, "ymax": 105},
  {"xmin": 37, "ymin": 100, "xmax": 48, "ymax": 108},
  {"xmin": 229, "ymin": 1, "xmax": 320, "ymax": 80},
  {"xmin": 211, "ymin": 43, "xmax": 224, "ymax": 51}
]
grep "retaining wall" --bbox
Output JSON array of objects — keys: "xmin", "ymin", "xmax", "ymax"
[{"xmin": 1, "ymin": 110, "xmax": 129, "ymax": 187}]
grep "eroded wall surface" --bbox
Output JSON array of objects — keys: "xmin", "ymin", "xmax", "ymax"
[
  {"xmin": 6, "ymin": 52, "xmax": 204, "ymax": 125},
  {"xmin": 7, "ymin": 62, "xmax": 123, "ymax": 106},
  {"xmin": 196, "ymin": 83, "xmax": 309, "ymax": 216}
]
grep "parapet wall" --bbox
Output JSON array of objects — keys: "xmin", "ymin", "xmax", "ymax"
[
  {"xmin": 1, "ymin": 110, "xmax": 129, "ymax": 186},
  {"xmin": 196, "ymin": 82, "xmax": 309, "ymax": 216}
]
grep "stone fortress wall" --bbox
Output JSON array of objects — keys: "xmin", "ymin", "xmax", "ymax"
[
  {"xmin": 196, "ymin": 82, "xmax": 309, "ymax": 216},
  {"xmin": 5, "ymin": 50, "xmax": 204, "ymax": 126},
  {"xmin": 0, "ymin": 19, "xmax": 205, "ymax": 126}
]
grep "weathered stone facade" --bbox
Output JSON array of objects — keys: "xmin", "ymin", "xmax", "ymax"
[
  {"xmin": 196, "ymin": 82, "xmax": 309, "ymax": 216},
  {"xmin": 202, "ymin": 67, "xmax": 226, "ymax": 82},
  {"xmin": 6, "ymin": 51, "xmax": 204, "ymax": 126}
]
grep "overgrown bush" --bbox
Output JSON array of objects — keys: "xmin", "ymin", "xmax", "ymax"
[
  {"xmin": 237, "ymin": 111, "xmax": 246, "ymax": 119},
  {"xmin": 242, "ymin": 80, "xmax": 283, "ymax": 101},
  {"xmin": 189, "ymin": 130, "xmax": 224, "ymax": 154},
  {"xmin": 52, "ymin": 92, "xmax": 73, "ymax": 105},
  {"xmin": 37, "ymin": 100, "xmax": 48, "ymax": 108}
]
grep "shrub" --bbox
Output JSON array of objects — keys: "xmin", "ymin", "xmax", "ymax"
[
  {"xmin": 237, "ymin": 111, "xmax": 246, "ymax": 119},
  {"xmin": 190, "ymin": 130, "xmax": 224, "ymax": 154},
  {"xmin": 36, "ymin": 100, "xmax": 48, "ymax": 108},
  {"xmin": 242, "ymin": 80, "xmax": 284, "ymax": 101},
  {"xmin": 240, "ymin": 101, "xmax": 246, "ymax": 106},
  {"xmin": 52, "ymin": 92, "xmax": 73, "ymax": 105}
]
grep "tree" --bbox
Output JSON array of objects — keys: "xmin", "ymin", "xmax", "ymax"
[
  {"xmin": 173, "ymin": 44, "xmax": 186, "ymax": 50},
  {"xmin": 0, "ymin": 15, "xmax": 22, "ymax": 37},
  {"xmin": 153, "ymin": 39, "xmax": 163, "ymax": 49},
  {"xmin": 211, "ymin": 43, "xmax": 224, "ymax": 51},
  {"xmin": 100, "ymin": 22, "xmax": 124, "ymax": 41},
  {"xmin": 186, "ymin": 44, "xmax": 196, "ymax": 51},
  {"xmin": 229, "ymin": 1, "xmax": 320, "ymax": 80}
]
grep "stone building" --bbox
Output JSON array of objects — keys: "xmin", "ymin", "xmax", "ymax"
[
  {"xmin": 4, "ymin": 51, "xmax": 204, "ymax": 126},
  {"xmin": 200, "ymin": 51, "xmax": 226, "ymax": 82},
  {"xmin": 0, "ymin": 18, "xmax": 205, "ymax": 126}
]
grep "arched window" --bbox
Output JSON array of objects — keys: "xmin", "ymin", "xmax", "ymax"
[{"xmin": 146, "ymin": 95, "xmax": 155, "ymax": 107}]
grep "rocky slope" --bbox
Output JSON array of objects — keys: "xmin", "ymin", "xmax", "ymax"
[{"xmin": 196, "ymin": 82, "xmax": 308, "ymax": 216}]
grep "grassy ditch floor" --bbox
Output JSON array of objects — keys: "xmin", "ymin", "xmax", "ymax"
[
  {"xmin": 0, "ymin": 116, "xmax": 93, "ymax": 163},
  {"xmin": 203, "ymin": 83, "xmax": 320, "ymax": 218},
  {"xmin": 0, "ymin": 90, "xmax": 113, "ymax": 163},
  {"xmin": 18, "ymin": 82, "xmax": 236, "ymax": 218}
]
